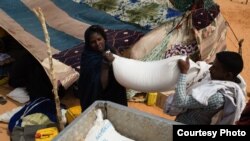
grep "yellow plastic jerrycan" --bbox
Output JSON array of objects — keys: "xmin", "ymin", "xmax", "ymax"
[
  {"xmin": 147, "ymin": 92, "xmax": 158, "ymax": 106},
  {"xmin": 65, "ymin": 105, "xmax": 82, "ymax": 124},
  {"xmin": 35, "ymin": 127, "xmax": 58, "ymax": 141}
]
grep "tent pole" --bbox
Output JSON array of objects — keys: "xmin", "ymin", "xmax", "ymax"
[{"xmin": 33, "ymin": 7, "xmax": 64, "ymax": 131}]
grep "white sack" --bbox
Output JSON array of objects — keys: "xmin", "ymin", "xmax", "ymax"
[
  {"xmin": 0, "ymin": 106, "xmax": 23, "ymax": 123},
  {"xmin": 112, "ymin": 55, "xmax": 199, "ymax": 92},
  {"xmin": 7, "ymin": 87, "xmax": 30, "ymax": 103},
  {"xmin": 85, "ymin": 109, "xmax": 134, "ymax": 141}
]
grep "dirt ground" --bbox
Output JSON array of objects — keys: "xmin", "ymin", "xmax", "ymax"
[
  {"xmin": 215, "ymin": 0, "xmax": 250, "ymax": 95},
  {"xmin": 0, "ymin": 0, "xmax": 250, "ymax": 140}
]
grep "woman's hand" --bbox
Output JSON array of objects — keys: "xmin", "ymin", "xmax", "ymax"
[
  {"xmin": 103, "ymin": 51, "xmax": 115, "ymax": 63},
  {"xmin": 178, "ymin": 57, "xmax": 190, "ymax": 74}
]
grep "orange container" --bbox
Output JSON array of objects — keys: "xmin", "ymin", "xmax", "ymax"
[{"xmin": 65, "ymin": 105, "xmax": 82, "ymax": 124}]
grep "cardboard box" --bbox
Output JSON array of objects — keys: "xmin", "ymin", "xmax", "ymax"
[{"xmin": 156, "ymin": 91, "xmax": 175, "ymax": 109}]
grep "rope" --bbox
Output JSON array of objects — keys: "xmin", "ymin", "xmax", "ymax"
[
  {"xmin": 231, "ymin": 0, "xmax": 249, "ymax": 4},
  {"xmin": 167, "ymin": 13, "xmax": 189, "ymax": 36},
  {"xmin": 219, "ymin": 7, "xmax": 244, "ymax": 55},
  {"xmin": 228, "ymin": 35, "xmax": 239, "ymax": 49},
  {"xmin": 226, "ymin": 21, "xmax": 244, "ymax": 55}
]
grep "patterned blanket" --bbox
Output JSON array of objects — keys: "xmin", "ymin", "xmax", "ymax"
[
  {"xmin": 83, "ymin": 0, "xmax": 182, "ymax": 29},
  {"xmin": 53, "ymin": 29, "xmax": 144, "ymax": 72}
]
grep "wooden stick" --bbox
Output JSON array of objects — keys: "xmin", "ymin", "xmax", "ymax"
[
  {"xmin": 33, "ymin": 7, "xmax": 64, "ymax": 131},
  {"xmin": 238, "ymin": 39, "xmax": 244, "ymax": 56}
]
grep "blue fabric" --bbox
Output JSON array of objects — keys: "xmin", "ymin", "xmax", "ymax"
[
  {"xmin": 166, "ymin": 8, "xmax": 183, "ymax": 19},
  {"xmin": 52, "ymin": 0, "xmax": 148, "ymax": 33},
  {"xmin": 8, "ymin": 97, "xmax": 57, "ymax": 133},
  {"xmin": 78, "ymin": 44, "xmax": 127, "ymax": 110},
  {"xmin": 170, "ymin": 0, "xmax": 194, "ymax": 12},
  {"xmin": 0, "ymin": 0, "xmax": 81, "ymax": 51}
]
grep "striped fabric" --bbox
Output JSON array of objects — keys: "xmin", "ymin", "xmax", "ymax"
[
  {"xmin": 0, "ymin": 0, "xmax": 147, "ymax": 52},
  {"xmin": 0, "ymin": 0, "xmax": 145, "ymax": 89}
]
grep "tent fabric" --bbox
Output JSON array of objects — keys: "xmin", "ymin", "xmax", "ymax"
[
  {"xmin": 130, "ymin": 13, "xmax": 197, "ymax": 61},
  {"xmin": 0, "ymin": 9, "xmax": 78, "ymax": 89},
  {"xmin": 83, "ymin": 0, "xmax": 182, "ymax": 29},
  {"xmin": 0, "ymin": 0, "xmax": 82, "ymax": 51},
  {"xmin": 0, "ymin": 0, "xmax": 147, "ymax": 51},
  {"xmin": 0, "ymin": 0, "xmax": 227, "ymax": 90},
  {"xmin": 52, "ymin": 0, "xmax": 148, "ymax": 33},
  {"xmin": 22, "ymin": 0, "xmax": 90, "ymax": 41},
  {"xmin": 194, "ymin": 13, "xmax": 227, "ymax": 63},
  {"xmin": 132, "ymin": 12, "xmax": 227, "ymax": 63},
  {"xmin": 0, "ymin": 0, "xmax": 146, "ymax": 88},
  {"xmin": 80, "ymin": 0, "xmax": 226, "ymax": 62}
]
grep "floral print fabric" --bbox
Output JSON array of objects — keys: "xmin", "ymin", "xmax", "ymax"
[{"xmin": 83, "ymin": 0, "xmax": 182, "ymax": 29}]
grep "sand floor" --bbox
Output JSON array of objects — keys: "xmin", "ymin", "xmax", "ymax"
[
  {"xmin": 0, "ymin": 84, "xmax": 175, "ymax": 141},
  {"xmin": 216, "ymin": 0, "xmax": 250, "ymax": 95}
]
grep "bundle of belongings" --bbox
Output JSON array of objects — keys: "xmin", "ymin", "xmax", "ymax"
[
  {"xmin": 8, "ymin": 97, "xmax": 58, "ymax": 140},
  {"xmin": 0, "ymin": 53, "xmax": 14, "ymax": 85}
]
